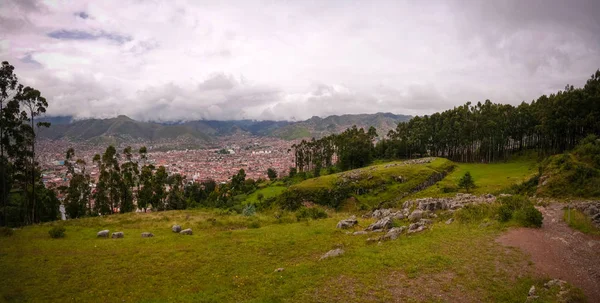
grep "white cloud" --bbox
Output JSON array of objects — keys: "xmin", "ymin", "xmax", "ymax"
[{"xmin": 1, "ymin": 0, "xmax": 599, "ymax": 121}]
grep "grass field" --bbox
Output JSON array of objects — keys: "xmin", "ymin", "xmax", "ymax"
[
  {"xmin": 0, "ymin": 208, "xmax": 573, "ymax": 303},
  {"xmin": 564, "ymin": 209, "xmax": 600, "ymax": 236},
  {"xmin": 405, "ymin": 159, "xmax": 538, "ymax": 200}
]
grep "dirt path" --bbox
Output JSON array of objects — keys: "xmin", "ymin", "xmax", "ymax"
[{"xmin": 497, "ymin": 203, "xmax": 600, "ymax": 301}]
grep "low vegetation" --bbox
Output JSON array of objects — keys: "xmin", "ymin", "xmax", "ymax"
[
  {"xmin": 564, "ymin": 208, "xmax": 600, "ymax": 236},
  {"xmin": 537, "ymin": 135, "xmax": 600, "ymax": 198},
  {"xmin": 0, "ymin": 207, "xmax": 569, "ymax": 302},
  {"xmin": 47, "ymin": 226, "xmax": 66, "ymax": 238}
]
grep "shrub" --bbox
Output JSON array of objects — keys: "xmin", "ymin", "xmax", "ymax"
[
  {"xmin": 0, "ymin": 227, "xmax": 14, "ymax": 237},
  {"xmin": 497, "ymin": 195, "xmax": 543, "ymax": 227},
  {"xmin": 296, "ymin": 207, "xmax": 328, "ymax": 221},
  {"xmin": 247, "ymin": 221, "xmax": 261, "ymax": 229},
  {"xmin": 242, "ymin": 204, "xmax": 256, "ymax": 216},
  {"xmin": 514, "ymin": 205, "xmax": 543, "ymax": 228},
  {"xmin": 48, "ymin": 226, "xmax": 66, "ymax": 238},
  {"xmin": 498, "ymin": 204, "xmax": 513, "ymax": 222}
]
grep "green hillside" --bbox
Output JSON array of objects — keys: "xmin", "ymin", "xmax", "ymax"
[{"xmin": 282, "ymin": 158, "xmax": 455, "ymax": 210}]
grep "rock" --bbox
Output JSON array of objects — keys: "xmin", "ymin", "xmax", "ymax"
[
  {"xmin": 544, "ymin": 279, "xmax": 567, "ymax": 289},
  {"xmin": 141, "ymin": 232, "xmax": 154, "ymax": 238},
  {"xmin": 382, "ymin": 226, "xmax": 405, "ymax": 240},
  {"xmin": 445, "ymin": 218, "xmax": 454, "ymax": 225},
  {"xmin": 97, "ymin": 230, "xmax": 109, "ymax": 238},
  {"xmin": 111, "ymin": 231, "xmax": 124, "ymax": 238},
  {"xmin": 275, "ymin": 268, "xmax": 284, "ymax": 272},
  {"xmin": 180, "ymin": 228, "xmax": 192, "ymax": 235},
  {"xmin": 352, "ymin": 231, "xmax": 368, "ymax": 236},
  {"xmin": 526, "ymin": 285, "xmax": 538, "ymax": 300},
  {"xmin": 366, "ymin": 217, "xmax": 393, "ymax": 231},
  {"xmin": 319, "ymin": 248, "xmax": 344, "ymax": 260},
  {"xmin": 408, "ymin": 210, "xmax": 424, "ymax": 221},
  {"xmin": 336, "ymin": 216, "xmax": 358, "ymax": 229},
  {"xmin": 172, "ymin": 225, "xmax": 182, "ymax": 233},
  {"xmin": 419, "ymin": 219, "xmax": 433, "ymax": 225}
]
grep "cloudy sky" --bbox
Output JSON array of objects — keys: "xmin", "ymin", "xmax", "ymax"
[{"xmin": 1, "ymin": 0, "xmax": 599, "ymax": 121}]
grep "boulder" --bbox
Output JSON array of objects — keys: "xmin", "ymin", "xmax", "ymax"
[
  {"xmin": 408, "ymin": 210, "xmax": 424, "ymax": 221},
  {"xmin": 336, "ymin": 216, "xmax": 358, "ymax": 229},
  {"xmin": 407, "ymin": 223, "xmax": 426, "ymax": 234},
  {"xmin": 382, "ymin": 226, "xmax": 405, "ymax": 240},
  {"xmin": 172, "ymin": 225, "xmax": 182, "ymax": 233},
  {"xmin": 97, "ymin": 230, "xmax": 109, "ymax": 238},
  {"xmin": 141, "ymin": 232, "xmax": 154, "ymax": 238},
  {"xmin": 111, "ymin": 231, "xmax": 124, "ymax": 238},
  {"xmin": 419, "ymin": 219, "xmax": 433, "ymax": 225},
  {"xmin": 319, "ymin": 248, "xmax": 345, "ymax": 260},
  {"xmin": 445, "ymin": 218, "xmax": 454, "ymax": 225},
  {"xmin": 352, "ymin": 231, "xmax": 368, "ymax": 236},
  {"xmin": 366, "ymin": 237, "xmax": 380, "ymax": 244},
  {"xmin": 180, "ymin": 228, "xmax": 192, "ymax": 235},
  {"xmin": 366, "ymin": 217, "xmax": 393, "ymax": 231},
  {"xmin": 275, "ymin": 268, "xmax": 284, "ymax": 272}
]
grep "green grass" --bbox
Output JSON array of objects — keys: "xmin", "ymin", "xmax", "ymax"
[
  {"xmin": 564, "ymin": 209, "xmax": 600, "ymax": 236},
  {"xmin": 406, "ymin": 159, "xmax": 538, "ymax": 200},
  {"xmin": 289, "ymin": 158, "xmax": 455, "ymax": 209},
  {"xmin": 244, "ymin": 186, "xmax": 288, "ymax": 205},
  {"xmin": 0, "ymin": 209, "xmax": 576, "ymax": 302}
]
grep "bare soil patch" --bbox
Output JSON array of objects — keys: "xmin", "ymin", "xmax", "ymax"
[{"xmin": 497, "ymin": 203, "xmax": 600, "ymax": 301}]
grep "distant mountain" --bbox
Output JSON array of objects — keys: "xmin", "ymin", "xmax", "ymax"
[
  {"xmin": 38, "ymin": 115, "xmax": 212, "ymax": 146},
  {"xmin": 37, "ymin": 112, "xmax": 412, "ymax": 143},
  {"xmin": 270, "ymin": 113, "xmax": 412, "ymax": 139}
]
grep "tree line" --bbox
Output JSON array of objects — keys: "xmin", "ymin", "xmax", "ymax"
[{"xmin": 293, "ymin": 70, "xmax": 600, "ymax": 171}]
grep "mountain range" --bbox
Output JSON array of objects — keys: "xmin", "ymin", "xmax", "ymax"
[{"xmin": 38, "ymin": 113, "xmax": 412, "ymax": 145}]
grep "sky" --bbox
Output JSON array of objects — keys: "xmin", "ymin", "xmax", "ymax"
[{"xmin": 1, "ymin": 0, "xmax": 600, "ymax": 122}]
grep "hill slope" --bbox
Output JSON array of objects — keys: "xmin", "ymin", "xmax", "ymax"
[
  {"xmin": 272, "ymin": 112, "xmax": 412, "ymax": 140},
  {"xmin": 38, "ymin": 112, "xmax": 412, "ymax": 143},
  {"xmin": 38, "ymin": 115, "xmax": 212, "ymax": 146}
]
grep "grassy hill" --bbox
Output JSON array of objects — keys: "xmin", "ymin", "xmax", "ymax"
[
  {"xmin": 0, "ymin": 208, "xmax": 568, "ymax": 302},
  {"xmin": 286, "ymin": 158, "xmax": 455, "ymax": 210},
  {"xmin": 537, "ymin": 135, "xmax": 600, "ymax": 198}
]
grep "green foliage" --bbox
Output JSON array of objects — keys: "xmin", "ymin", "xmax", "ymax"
[
  {"xmin": 538, "ymin": 137, "xmax": 600, "ymax": 198},
  {"xmin": 497, "ymin": 195, "xmax": 543, "ymax": 228},
  {"xmin": 48, "ymin": 226, "xmax": 66, "ymax": 238},
  {"xmin": 514, "ymin": 206, "xmax": 543, "ymax": 228},
  {"xmin": 295, "ymin": 207, "xmax": 328, "ymax": 221},
  {"xmin": 457, "ymin": 171, "xmax": 475, "ymax": 193},
  {"xmin": 266, "ymin": 168, "xmax": 277, "ymax": 181}
]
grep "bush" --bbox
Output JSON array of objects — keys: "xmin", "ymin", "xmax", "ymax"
[
  {"xmin": 514, "ymin": 205, "xmax": 543, "ymax": 228},
  {"xmin": 0, "ymin": 227, "xmax": 14, "ymax": 237},
  {"xmin": 497, "ymin": 195, "xmax": 543, "ymax": 227},
  {"xmin": 296, "ymin": 207, "xmax": 328, "ymax": 221},
  {"xmin": 498, "ymin": 204, "xmax": 513, "ymax": 222},
  {"xmin": 48, "ymin": 226, "xmax": 66, "ymax": 238}
]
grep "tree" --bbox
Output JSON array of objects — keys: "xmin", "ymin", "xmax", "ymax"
[
  {"xmin": 62, "ymin": 148, "xmax": 91, "ymax": 218},
  {"xmin": 266, "ymin": 168, "xmax": 277, "ymax": 181},
  {"xmin": 458, "ymin": 171, "xmax": 475, "ymax": 193}
]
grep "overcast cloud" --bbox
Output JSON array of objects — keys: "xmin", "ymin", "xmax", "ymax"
[{"xmin": 1, "ymin": 0, "xmax": 599, "ymax": 121}]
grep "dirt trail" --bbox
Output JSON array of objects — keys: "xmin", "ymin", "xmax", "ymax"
[{"xmin": 497, "ymin": 203, "xmax": 600, "ymax": 301}]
